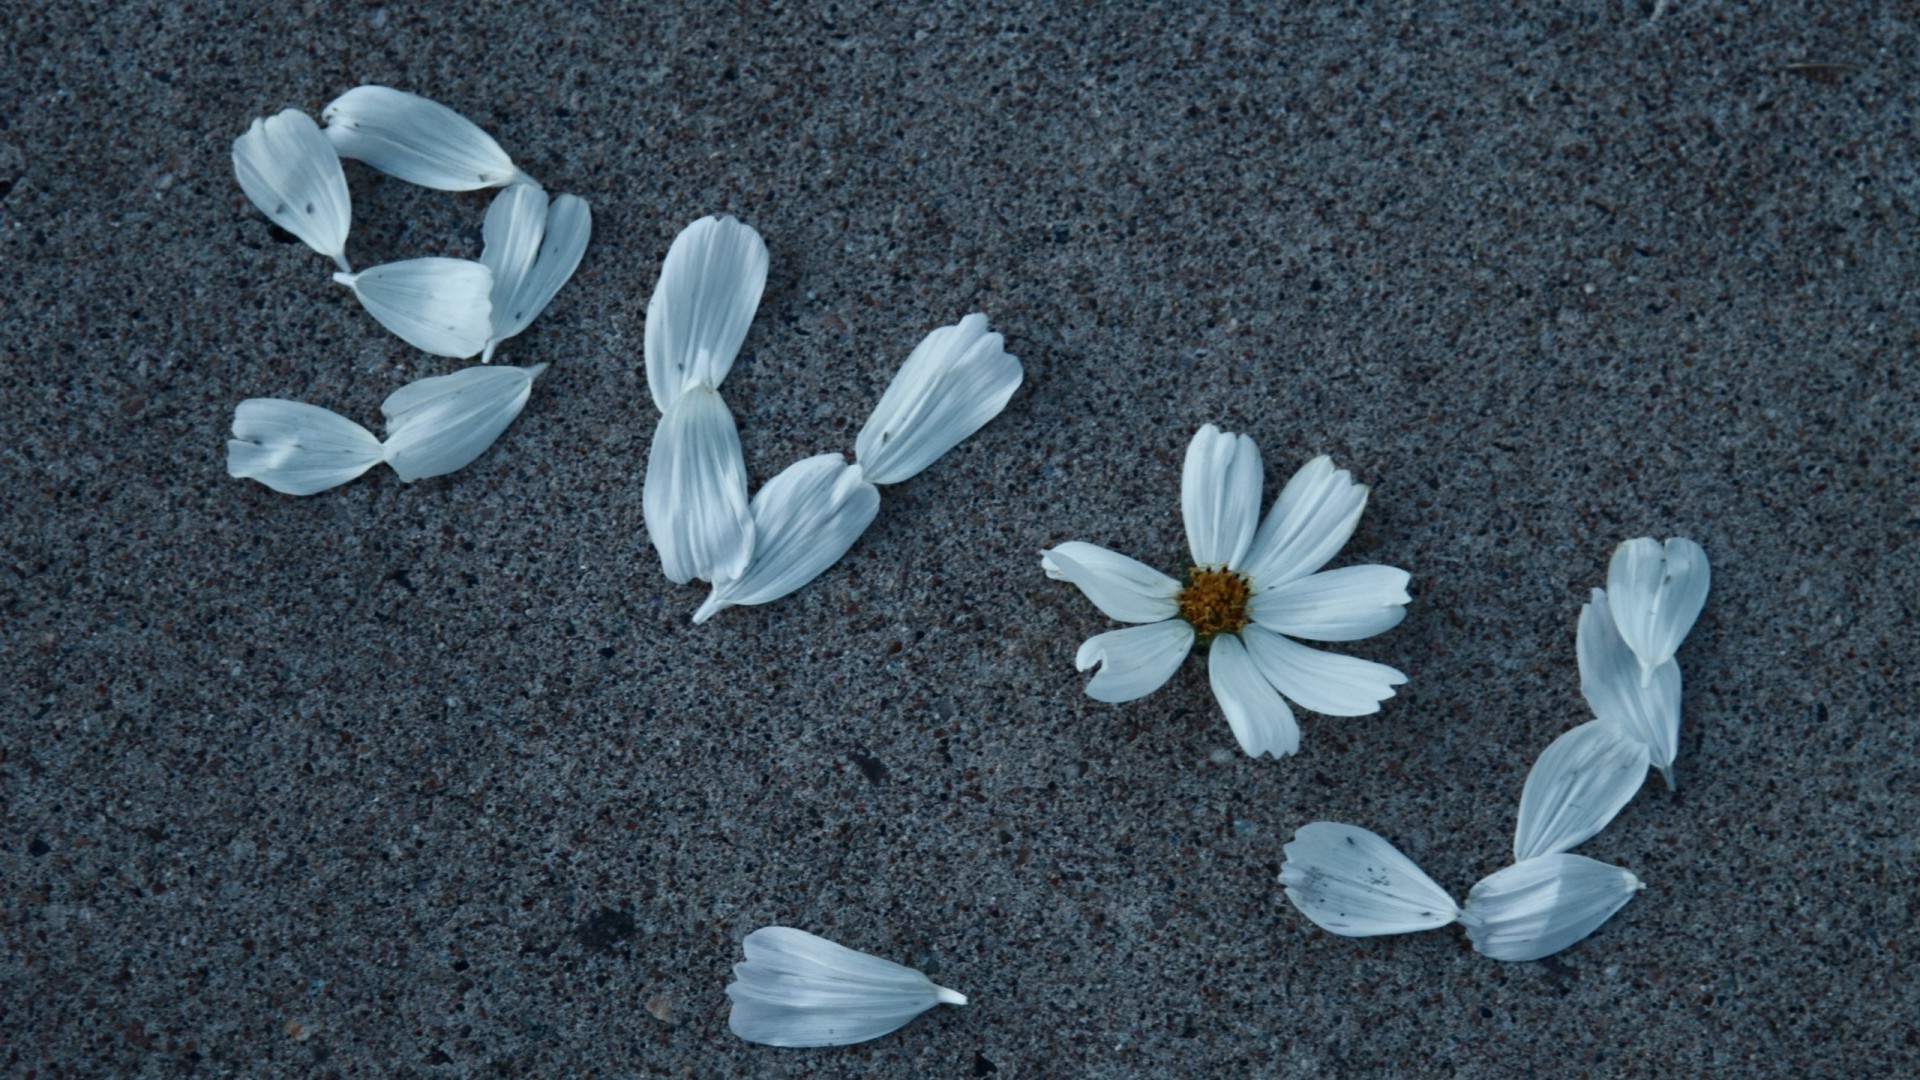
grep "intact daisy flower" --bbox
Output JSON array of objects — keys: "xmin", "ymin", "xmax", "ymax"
[{"xmin": 1044, "ymin": 424, "xmax": 1411, "ymax": 758}]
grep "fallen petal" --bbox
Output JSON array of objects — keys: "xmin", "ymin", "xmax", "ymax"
[
  {"xmin": 231, "ymin": 109, "xmax": 352, "ymax": 270},
  {"xmin": 726, "ymin": 927, "xmax": 966, "ymax": 1048},
  {"xmin": 1605, "ymin": 537, "xmax": 1710, "ymax": 684},
  {"xmin": 1460, "ymin": 854, "xmax": 1644, "ymax": 962},
  {"xmin": 855, "ymin": 313, "xmax": 1022, "ymax": 486},
  {"xmin": 1579, "ymin": 588, "xmax": 1683, "ymax": 787},
  {"xmin": 1278, "ymin": 822, "xmax": 1460, "ymax": 936},
  {"xmin": 334, "ymin": 259, "xmax": 493, "ymax": 359},
  {"xmin": 322, "ymin": 85, "xmax": 534, "ymax": 191},
  {"xmin": 1512, "ymin": 720, "xmax": 1649, "ymax": 862},
  {"xmin": 694, "ymin": 454, "xmax": 880, "ymax": 623},
  {"xmin": 643, "ymin": 215, "xmax": 768, "ymax": 411},
  {"xmin": 481, "ymin": 189, "xmax": 591, "ymax": 361},
  {"xmin": 227, "ymin": 398, "xmax": 383, "ymax": 496},
  {"xmin": 642, "ymin": 384, "xmax": 754, "ymax": 585},
  {"xmin": 380, "ymin": 364, "xmax": 546, "ymax": 482}
]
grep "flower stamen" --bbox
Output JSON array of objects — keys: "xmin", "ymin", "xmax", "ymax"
[{"xmin": 1177, "ymin": 566, "xmax": 1252, "ymax": 640}]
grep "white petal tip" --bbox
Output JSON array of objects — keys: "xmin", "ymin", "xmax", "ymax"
[{"xmin": 935, "ymin": 987, "xmax": 968, "ymax": 1006}]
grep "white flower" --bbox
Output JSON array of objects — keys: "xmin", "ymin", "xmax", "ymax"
[
  {"xmin": 1278, "ymin": 822, "xmax": 1460, "ymax": 937},
  {"xmin": 640, "ymin": 216, "xmax": 767, "ymax": 584},
  {"xmin": 1605, "ymin": 537, "xmax": 1710, "ymax": 684},
  {"xmin": 725, "ymin": 927, "xmax": 967, "ymax": 1048},
  {"xmin": 231, "ymin": 109, "xmax": 353, "ymax": 271},
  {"xmin": 333, "ymin": 258, "xmax": 493, "ymax": 359},
  {"xmin": 226, "ymin": 364, "xmax": 546, "ymax": 495},
  {"xmin": 1458, "ymin": 854, "xmax": 1644, "ymax": 962},
  {"xmin": 321, "ymin": 85, "xmax": 537, "ymax": 192},
  {"xmin": 478, "ymin": 186, "xmax": 592, "ymax": 362},
  {"xmin": 1045, "ymin": 425, "xmax": 1410, "ymax": 758},
  {"xmin": 691, "ymin": 314, "xmax": 1021, "ymax": 623},
  {"xmin": 1512, "ymin": 720, "xmax": 1648, "ymax": 862},
  {"xmin": 1579, "ymin": 588, "xmax": 1683, "ymax": 788}
]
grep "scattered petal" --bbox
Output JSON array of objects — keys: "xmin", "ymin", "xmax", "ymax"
[
  {"xmin": 1512, "ymin": 720, "xmax": 1649, "ymax": 862},
  {"xmin": 1207, "ymin": 633, "xmax": 1300, "ymax": 758},
  {"xmin": 1075, "ymin": 620, "xmax": 1195, "ymax": 703},
  {"xmin": 1460, "ymin": 854, "xmax": 1644, "ymax": 962},
  {"xmin": 333, "ymin": 259, "xmax": 493, "ymax": 358},
  {"xmin": 231, "ymin": 109, "xmax": 352, "ymax": 270},
  {"xmin": 725, "ymin": 927, "xmax": 966, "ymax": 1048},
  {"xmin": 1238, "ymin": 624, "xmax": 1407, "ymax": 717},
  {"xmin": 1181, "ymin": 424, "xmax": 1262, "ymax": 569},
  {"xmin": 642, "ymin": 384, "xmax": 754, "ymax": 585},
  {"xmin": 322, "ymin": 85, "xmax": 534, "ymax": 191},
  {"xmin": 643, "ymin": 215, "xmax": 768, "ymax": 411},
  {"xmin": 481, "ymin": 189, "xmax": 591, "ymax": 361},
  {"xmin": 1247, "ymin": 565, "xmax": 1412, "ymax": 642},
  {"xmin": 1238, "ymin": 456, "xmax": 1368, "ymax": 589},
  {"xmin": 1041, "ymin": 542, "xmax": 1181, "ymax": 624},
  {"xmin": 1605, "ymin": 537, "xmax": 1710, "ymax": 684},
  {"xmin": 694, "ymin": 454, "xmax": 880, "ymax": 623},
  {"xmin": 1579, "ymin": 588, "xmax": 1683, "ymax": 787},
  {"xmin": 1278, "ymin": 822, "xmax": 1461, "ymax": 937},
  {"xmin": 227, "ymin": 399, "xmax": 383, "ymax": 496},
  {"xmin": 854, "ymin": 314, "xmax": 1023, "ymax": 485},
  {"xmin": 380, "ymin": 364, "xmax": 546, "ymax": 482}
]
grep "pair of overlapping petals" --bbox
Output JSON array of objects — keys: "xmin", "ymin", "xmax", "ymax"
[
  {"xmin": 1045, "ymin": 424, "xmax": 1412, "ymax": 758},
  {"xmin": 639, "ymin": 216, "xmax": 1022, "ymax": 620},
  {"xmin": 1279, "ymin": 537, "xmax": 1709, "ymax": 961},
  {"xmin": 232, "ymin": 87, "xmax": 590, "ymax": 361}
]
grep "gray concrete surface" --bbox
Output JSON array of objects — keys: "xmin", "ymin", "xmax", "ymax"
[{"xmin": 4, "ymin": 2, "xmax": 1916, "ymax": 1076}]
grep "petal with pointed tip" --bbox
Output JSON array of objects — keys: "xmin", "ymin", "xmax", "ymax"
[
  {"xmin": 1279, "ymin": 822, "xmax": 1460, "ymax": 936},
  {"xmin": 643, "ymin": 216, "xmax": 768, "ymax": 410},
  {"xmin": 1238, "ymin": 455, "xmax": 1369, "ymax": 588},
  {"xmin": 232, "ymin": 109, "xmax": 352, "ymax": 269},
  {"xmin": 1181, "ymin": 424, "xmax": 1263, "ymax": 569},
  {"xmin": 1512, "ymin": 720, "xmax": 1649, "ymax": 862},
  {"xmin": 1040, "ymin": 542, "xmax": 1181, "ymax": 624},
  {"xmin": 694, "ymin": 454, "xmax": 880, "ymax": 623},
  {"xmin": 227, "ymin": 398, "xmax": 383, "ymax": 496},
  {"xmin": 726, "ymin": 927, "xmax": 966, "ymax": 1048},
  {"xmin": 854, "ymin": 314, "xmax": 1023, "ymax": 485},
  {"xmin": 1074, "ymin": 620, "xmax": 1194, "ymax": 703},
  {"xmin": 1208, "ymin": 633, "xmax": 1301, "ymax": 758},
  {"xmin": 321, "ymin": 85, "xmax": 533, "ymax": 191},
  {"xmin": 1460, "ymin": 854, "xmax": 1643, "ymax": 961},
  {"xmin": 642, "ymin": 385, "xmax": 754, "ymax": 585},
  {"xmin": 334, "ymin": 259, "xmax": 493, "ymax": 358},
  {"xmin": 1579, "ymin": 589, "xmax": 1683, "ymax": 786},
  {"xmin": 379, "ymin": 364, "xmax": 544, "ymax": 481},
  {"xmin": 1605, "ymin": 537, "xmax": 1710, "ymax": 682}
]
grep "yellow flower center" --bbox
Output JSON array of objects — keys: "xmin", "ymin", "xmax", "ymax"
[{"xmin": 1177, "ymin": 566, "xmax": 1252, "ymax": 640}]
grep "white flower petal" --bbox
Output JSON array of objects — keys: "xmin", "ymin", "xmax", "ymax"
[
  {"xmin": 1512, "ymin": 721, "xmax": 1649, "ymax": 862},
  {"xmin": 1460, "ymin": 854, "xmax": 1644, "ymax": 962},
  {"xmin": 1181, "ymin": 424, "xmax": 1263, "ymax": 569},
  {"xmin": 1248, "ymin": 565, "xmax": 1412, "ymax": 642},
  {"xmin": 643, "ymin": 215, "xmax": 768, "ymax": 411},
  {"xmin": 321, "ymin": 85, "xmax": 533, "ymax": 191},
  {"xmin": 226, "ymin": 398, "xmax": 383, "ymax": 496},
  {"xmin": 1207, "ymin": 633, "xmax": 1301, "ymax": 758},
  {"xmin": 1605, "ymin": 537, "xmax": 1711, "ymax": 684},
  {"xmin": 1579, "ymin": 589, "xmax": 1683, "ymax": 788},
  {"xmin": 1239, "ymin": 624, "xmax": 1407, "ymax": 717},
  {"xmin": 693, "ymin": 455, "xmax": 881, "ymax": 623},
  {"xmin": 481, "ymin": 191, "xmax": 591, "ymax": 361},
  {"xmin": 726, "ymin": 927, "xmax": 966, "ymax": 1048},
  {"xmin": 1074, "ymin": 620, "xmax": 1194, "ymax": 703},
  {"xmin": 333, "ymin": 259, "xmax": 493, "ymax": 359},
  {"xmin": 1238, "ymin": 455, "xmax": 1369, "ymax": 588},
  {"xmin": 379, "ymin": 364, "xmax": 544, "ymax": 482},
  {"xmin": 1278, "ymin": 822, "xmax": 1461, "ymax": 937},
  {"xmin": 231, "ymin": 109, "xmax": 352, "ymax": 270},
  {"xmin": 854, "ymin": 314, "xmax": 1023, "ymax": 485},
  {"xmin": 642, "ymin": 384, "xmax": 754, "ymax": 585},
  {"xmin": 1041, "ymin": 542, "xmax": 1181, "ymax": 624}
]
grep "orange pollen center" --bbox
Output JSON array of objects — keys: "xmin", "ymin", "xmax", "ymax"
[{"xmin": 1177, "ymin": 567, "xmax": 1252, "ymax": 639}]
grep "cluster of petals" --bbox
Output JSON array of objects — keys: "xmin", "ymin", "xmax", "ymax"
[
  {"xmin": 1045, "ymin": 424, "xmax": 1412, "ymax": 758},
  {"xmin": 639, "ymin": 216, "xmax": 1022, "ymax": 619},
  {"xmin": 725, "ymin": 927, "xmax": 966, "ymax": 1047},
  {"xmin": 227, "ymin": 87, "xmax": 590, "ymax": 495},
  {"xmin": 1278, "ymin": 537, "xmax": 1709, "ymax": 961}
]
